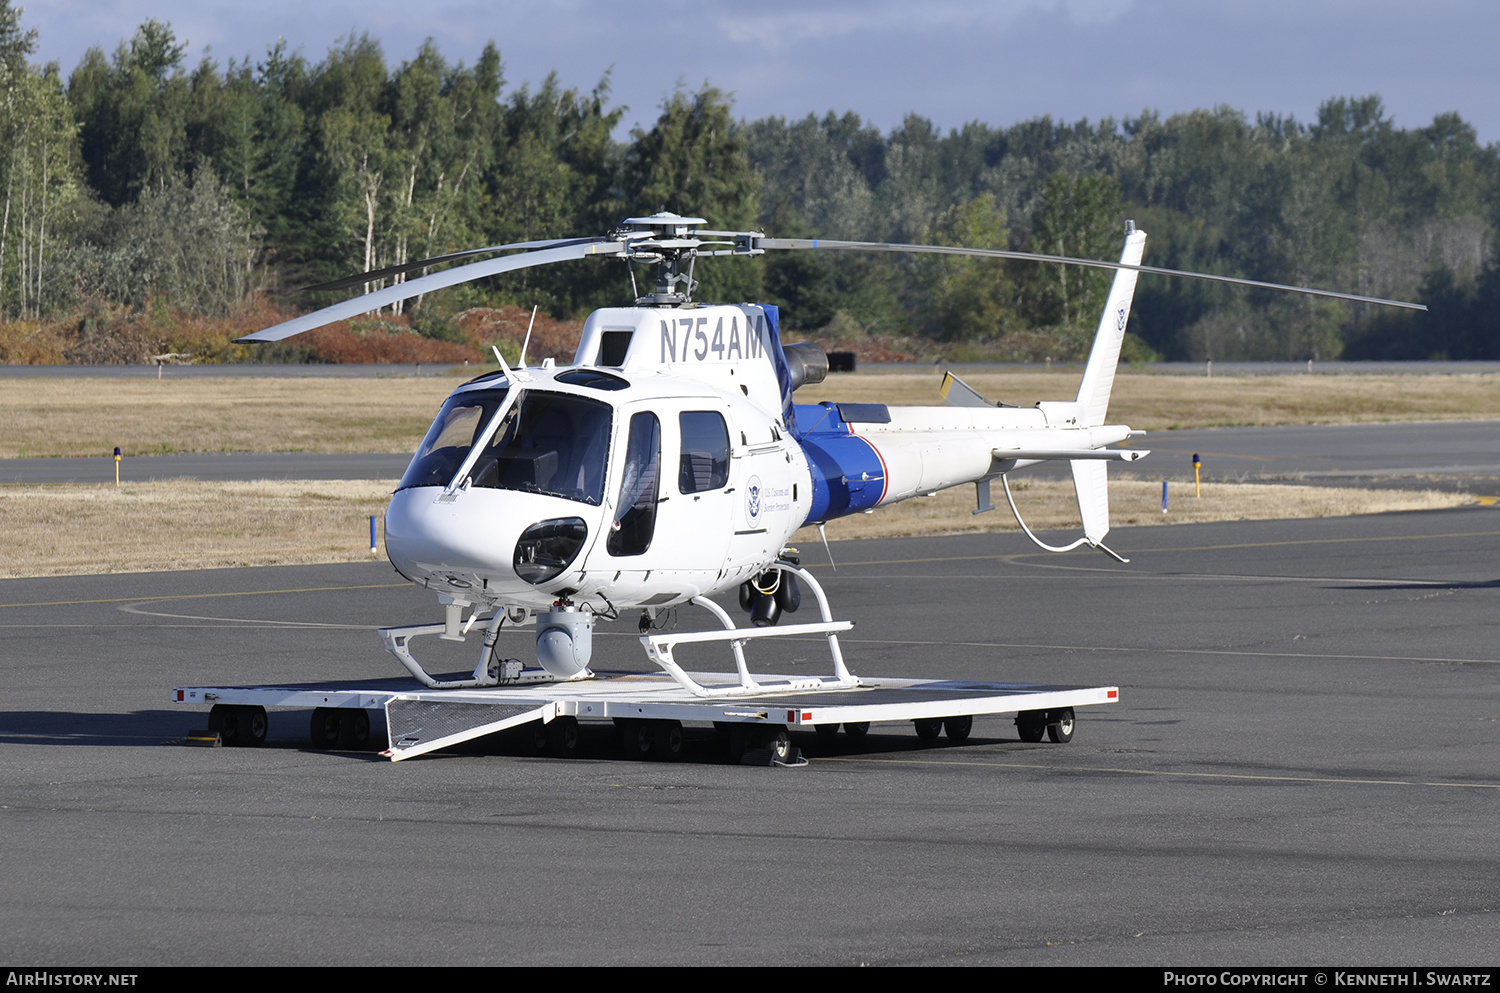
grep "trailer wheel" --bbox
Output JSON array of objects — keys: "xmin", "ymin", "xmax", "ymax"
[
  {"xmin": 1047, "ymin": 708, "xmax": 1075, "ymax": 744},
  {"xmin": 338, "ymin": 709, "xmax": 371, "ymax": 750},
  {"xmin": 548, "ymin": 716, "xmax": 580, "ymax": 758},
  {"xmin": 652, "ymin": 721, "xmax": 684, "ymax": 761},
  {"xmin": 765, "ymin": 726, "xmax": 793, "ymax": 763},
  {"xmin": 236, "ymin": 706, "xmax": 267, "ymax": 746},
  {"xmin": 209, "ymin": 704, "xmax": 236, "ymax": 745},
  {"xmin": 843, "ymin": 721, "xmax": 870, "ymax": 739},
  {"xmin": 618, "ymin": 720, "xmax": 654, "ymax": 760},
  {"xmin": 213, "ymin": 705, "xmax": 267, "ymax": 747},
  {"xmin": 815, "ymin": 723, "xmax": 841, "ymax": 740},
  {"xmin": 944, "ymin": 715, "xmax": 973, "ymax": 742},
  {"xmin": 914, "ymin": 718, "xmax": 943, "ymax": 741},
  {"xmin": 529, "ymin": 722, "xmax": 550, "ymax": 755},
  {"xmin": 1016, "ymin": 712, "xmax": 1045, "ymax": 743},
  {"xmin": 309, "ymin": 708, "xmax": 341, "ymax": 749}
]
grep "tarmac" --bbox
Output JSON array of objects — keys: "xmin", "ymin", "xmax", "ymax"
[{"xmin": 2, "ymin": 507, "xmax": 1498, "ymax": 965}]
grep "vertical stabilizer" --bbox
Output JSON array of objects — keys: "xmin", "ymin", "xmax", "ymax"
[
  {"xmin": 1071, "ymin": 460, "xmax": 1110, "ymax": 544},
  {"xmin": 1075, "ymin": 225, "xmax": 1148, "ymax": 427}
]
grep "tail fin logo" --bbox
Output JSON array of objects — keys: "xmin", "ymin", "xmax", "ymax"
[{"xmin": 1116, "ymin": 307, "xmax": 1127, "ymax": 335}]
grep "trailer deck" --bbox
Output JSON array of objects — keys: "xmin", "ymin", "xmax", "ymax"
[{"xmin": 174, "ymin": 670, "xmax": 1119, "ymax": 763}]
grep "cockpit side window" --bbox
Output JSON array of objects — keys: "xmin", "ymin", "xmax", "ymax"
[
  {"xmin": 678, "ymin": 411, "xmax": 730, "ymax": 493},
  {"xmin": 398, "ymin": 388, "xmax": 508, "ymax": 490},
  {"xmin": 607, "ymin": 412, "xmax": 660, "ymax": 556},
  {"xmin": 468, "ymin": 392, "xmax": 612, "ymax": 505}
]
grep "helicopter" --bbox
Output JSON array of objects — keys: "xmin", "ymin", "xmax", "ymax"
[{"xmin": 238, "ymin": 212, "xmax": 1424, "ymax": 697}]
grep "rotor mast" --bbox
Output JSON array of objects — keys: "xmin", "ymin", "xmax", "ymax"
[{"xmin": 614, "ymin": 212, "xmax": 763, "ymax": 307}]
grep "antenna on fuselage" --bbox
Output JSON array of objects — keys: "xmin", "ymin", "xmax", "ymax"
[
  {"xmin": 817, "ymin": 524, "xmax": 836, "ymax": 571},
  {"xmin": 518, "ymin": 306, "xmax": 537, "ymax": 368}
]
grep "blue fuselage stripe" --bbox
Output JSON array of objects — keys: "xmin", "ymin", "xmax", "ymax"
[{"xmin": 793, "ymin": 403, "xmax": 887, "ymax": 524}]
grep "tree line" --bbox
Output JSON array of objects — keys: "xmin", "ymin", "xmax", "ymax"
[{"xmin": 0, "ymin": 5, "xmax": 1495, "ymax": 363}]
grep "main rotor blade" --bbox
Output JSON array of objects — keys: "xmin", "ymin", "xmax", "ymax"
[
  {"xmin": 300, "ymin": 237, "xmax": 604, "ymax": 295},
  {"xmin": 758, "ymin": 238, "xmax": 1428, "ymax": 312},
  {"xmin": 238, "ymin": 240, "xmax": 627, "ymax": 343}
]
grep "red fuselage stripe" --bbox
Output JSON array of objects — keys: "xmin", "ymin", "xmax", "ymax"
[{"xmin": 847, "ymin": 424, "xmax": 891, "ymax": 505}]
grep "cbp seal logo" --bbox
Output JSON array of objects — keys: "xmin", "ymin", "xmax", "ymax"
[{"xmin": 746, "ymin": 475, "xmax": 763, "ymax": 524}]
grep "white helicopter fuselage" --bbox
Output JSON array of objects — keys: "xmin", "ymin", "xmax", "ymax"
[
  {"xmin": 385, "ymin": 304, "xmax": 814, "ymax": 614},
  {"xmin": 229, "ymin": 216, "xmax": 1418, "ymax": 689},
  {"xmin": 384, "ymin": 290, "xmax": 1140, "ymax": 619}
]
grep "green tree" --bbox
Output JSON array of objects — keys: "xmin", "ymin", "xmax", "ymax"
[
  {"xmin": 63, "ymin": 171, "xmax": 259, "ymax": 314},
  {"xmin": 68, "ymin": 20, "xmax": 195, "ymax": 206},
  {"xmin": 1021, "ymin": 172, "xmax": 1122, "ymax": 328},
  {"xmin": 912, "ymin": 193, "xmax": 1015, "ymax": 340},
  {"xmin": 0, "ymin": 2, "xmax": 80, "ymax": 318},
  {"xmin": 622, "ymin": 85, "xmax": 761, "ymax": 304}
]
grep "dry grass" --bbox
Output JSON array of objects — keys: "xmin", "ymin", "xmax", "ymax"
[
  {"xmin": 0, "ymin": 376, "xmax": 459, "ymax": 458},
  {"xmin": 0, "ymin": 476, "xmax": 1471, "ymax": 579},
  {"xmin": 0, "ymin": 479, "xmax": 393, "ymax": 578},
  {"xmin": 4, "ymin": 369, "xmax": 1499, "ymax": 459},
  {"xmin": 0, "ymin": 369, "xmax": 1488, "ymax": 577},
  {"xmin": 807, "ymin": 369, "xmax": 1500, "ymax": 431}
]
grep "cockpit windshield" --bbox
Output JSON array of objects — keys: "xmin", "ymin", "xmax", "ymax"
[
  {"xmin": 399, "ymin": 387, "xmax": 509, "ymax": 490},
  {"xmin": 466, "ymin": 391, "xmax": 612, "ymax": 505}
]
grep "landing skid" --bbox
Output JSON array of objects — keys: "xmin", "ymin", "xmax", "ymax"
[
  {"xmin": 382, "ymin": 564, "xmax": 861, "ymax": 699},
  {"xmin": 643, "ymin": 565, "xmax": 860, "ymax": 698},
  {"xmin": 380, "ymin": 612, "xmax": 593, "ymax": 690}
]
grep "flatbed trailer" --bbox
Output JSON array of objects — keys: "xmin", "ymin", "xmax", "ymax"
[{"xmin": 173, "ymin": 671, "xmax": 1119, "ymax": 763}]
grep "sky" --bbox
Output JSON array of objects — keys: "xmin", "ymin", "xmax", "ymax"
[{"xmin": 19, "ymin": 0, "xmax": 1500, "ymax": 145}]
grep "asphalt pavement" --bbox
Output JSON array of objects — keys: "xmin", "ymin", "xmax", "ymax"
[{"xmin": 2, "ymin": 509, "xmax": 1498, "ymax": 965}]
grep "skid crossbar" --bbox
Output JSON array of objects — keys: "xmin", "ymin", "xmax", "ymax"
[{"xmin": 641, "ymin": 565, "xmax": 859, "ymax": 698}]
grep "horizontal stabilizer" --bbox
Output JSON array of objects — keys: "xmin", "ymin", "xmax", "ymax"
[
  {"xmin": 940, "ymin": 371, "xmax": 992, "ymax": 408},
  {"xmin": 993, "ymin": 448, "xmax": 1149, "ymax": 462}
]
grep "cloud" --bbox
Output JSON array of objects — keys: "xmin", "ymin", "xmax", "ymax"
[{"xmin": 716, "ymin": 0, "xmax": 1134, "ymax": 53}]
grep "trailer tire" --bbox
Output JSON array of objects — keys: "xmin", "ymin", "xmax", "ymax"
[
  {"xmin": 1017, "ymin": 712, "xmax": 1045, "ymax": 743},
  {"xmin": 765, "ymin": 726, "xmax": 793, "ymax": 763},
  {"xmin": 914, "ymin": 718, "xmax": 943, "ymax": 741},
  {"xmin": 843, "ymin": 721, "xmax": 870, "ymax": 739},
  {"xmin": 338, "ymin": 709, "xmax": 370, "ymax": 750},
  {"xmin": 245, "ymin": 707, "xmax": 268, "ymax": 746},
  {"xmin": 652, "ymin": 721, "xmax": 684, "ymax": 761},
  {"xmin": 209, "ymin": 704, "xmax": 236, "ymax": 745},
  {"xmin": 944, "ymin": 715, "xmax": 973, "ymax": 741},
  {"xmin": 1047, "ymin": 708, "xmax": 1075, "ymax": 744},
  {"xmin": 815, "ymin": 723, "xmax": 841, "ymax": 739},
  {"xmin": 548, "ymin": 716, "xmax": 580, "ymax": 758},
  {"xmin": 310, "ymin": 708, "xmax": 341, "ymax": 749},
  {"xmin": 214, "ymin": 705, "xmax": 267, "ymax": 747},
  {"xmin": 619, "ymin": 720, "xmax": 654, "ymax": 760},
  {"xmin": 529, "ymin": 722, "xmax": 550, "ymax": 755}
]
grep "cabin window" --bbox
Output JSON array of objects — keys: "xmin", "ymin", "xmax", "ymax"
[
  {"xmin": 398, "ymin": 388, "xmax": 508, "ymax": 490},
  {"xmin": 467, "ymin": 391, "xmax": 612, "ymax": 505},
  {"xmin": 608, "ymin": 412, "xmax": 660, "ymax": 556},
  {"xmin": 678, "ymin": 411, "xmax": 730, "ymax": 493}
]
